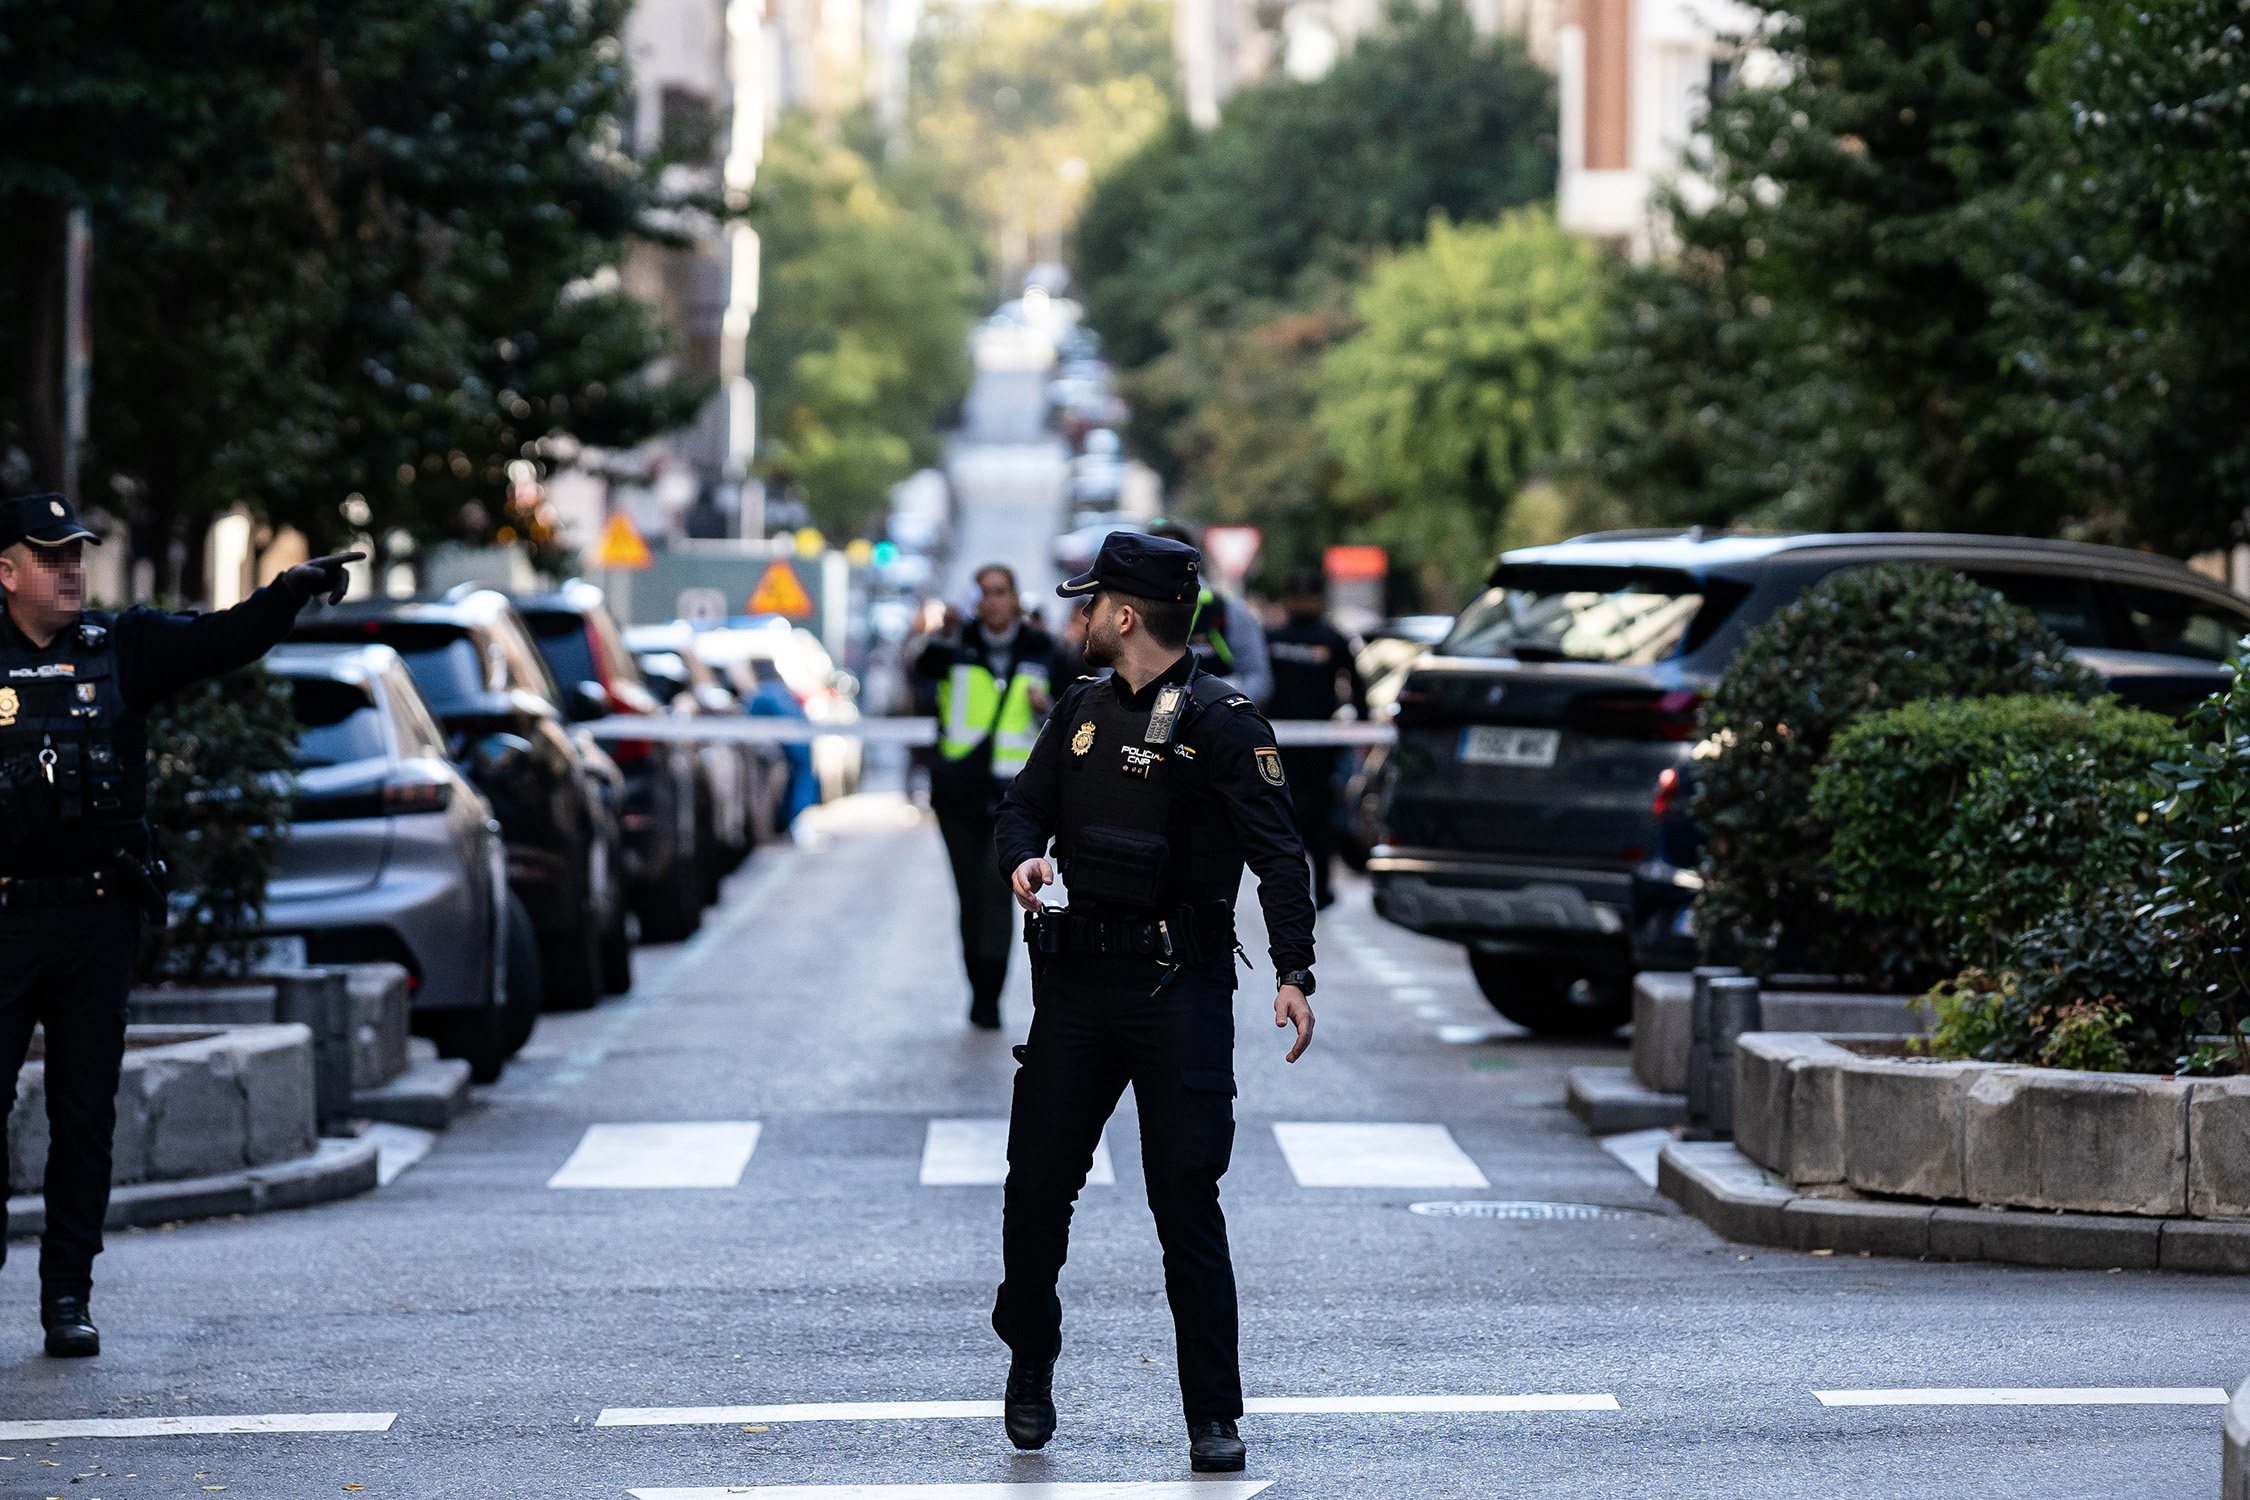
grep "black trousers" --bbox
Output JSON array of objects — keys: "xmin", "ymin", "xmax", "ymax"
[
  {"xmin": 937, "ymin": 804, "xmax": 1016, "ymax": 1007},
  {"xmin": 0, "ymin": 894, "xmax": 139, "ymax": 1297},
  {"xmin": 1280, "ymin": 749, "xmax": 1338, "ymax": 905},
  {"xmin": 993, "ymin": 950, "xmax": 1241, "ymax": 1424}
]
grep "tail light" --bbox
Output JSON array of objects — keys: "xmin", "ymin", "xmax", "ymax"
[
  {"xmin": 295, "ymin": 768, "xmax": 453, "ymax": 821},
  {"xmin": 382, "ymin": 769, "xmax": 453, "ymax": 814},
  {"xmin": 1567, "ymin": 689, "xmax": 1704, "ymax": 742},
  {"xmin": 1390, "ymin": 684, "xmax": 1437, "ymax": 727},
  {"xmin": 1651, "ymin": 766, "xmax": 1682, "ymax": 818}
]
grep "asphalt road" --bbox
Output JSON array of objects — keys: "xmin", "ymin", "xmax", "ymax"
[{"xmin": 0, "ymin": 361, "xmax": 2241, "ymax": 1498}]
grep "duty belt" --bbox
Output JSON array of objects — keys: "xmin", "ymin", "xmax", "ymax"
[
  {"xmin": 0, "ymin": 869, "xmax": 116, "ymax": 909},
  {"xmin": 1025, "ymin": 899, "xmax": 1234, "ymax": 964}
]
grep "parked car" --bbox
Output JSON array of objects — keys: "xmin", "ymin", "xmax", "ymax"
[
  {"xmin": 513, "ymin": 582, "xmax": 710, "ymax": 943},
  {"xmin": 259, "ymin": 644, "xmax": 540, "ymax": 1082},
  {"xmin": 1369, "ymin": 530, "xmax": 2250, "ymax": 1036},
  {"xmin": 696, "ymin": 619, "xmax": 864, "ymax": 803},
  {"xmin": 624, "ymin": 621, "xmax": 789, "ymax": 880},
  {"xmin": 292, "ymin": 591, "xmax": 632, "ymax": 1010}
]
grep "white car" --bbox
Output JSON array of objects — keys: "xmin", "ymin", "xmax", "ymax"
[{"xmin": 694, "ymin": 621, "xmax": 865, "ymax": 803}]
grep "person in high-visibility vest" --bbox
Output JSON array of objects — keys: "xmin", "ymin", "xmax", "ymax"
[
  {"xmin": 913, "ymin": 564, "xmax": 1055, "ymax": 1028},
  {"xmin": 1148, "ymin": 520, "xmax": 1273, "ymax": 707}
]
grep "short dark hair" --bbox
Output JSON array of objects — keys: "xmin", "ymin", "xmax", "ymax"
[
  {"xmin": 1103, "ymin": 588, "xmax": 1193, "ymax": 650},
  {"xmin": 974, "ymin": 563, "xmax": 1017, "ymax": 592}
]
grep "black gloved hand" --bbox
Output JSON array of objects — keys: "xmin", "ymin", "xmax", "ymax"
[{"xmin": 282, "ymin": 551, "xmax": 365, "ymax": 606}]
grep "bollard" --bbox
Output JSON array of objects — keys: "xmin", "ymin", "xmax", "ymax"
[
  {"xmin": 273, "ymin": 968, "xmax": 353, "ymax": 1133},
  {"xmin": 1683, "ymin": 964, "xmax": 1743, "ymax": 1137},
  {"xmin": 1705, "ymin": 975, "xmax": 1765, "ymax": 1140}
]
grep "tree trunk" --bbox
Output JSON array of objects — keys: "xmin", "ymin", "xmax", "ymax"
[{"xmin": 19, "ymin": 197, "xmax": 67, "ymax": 492}]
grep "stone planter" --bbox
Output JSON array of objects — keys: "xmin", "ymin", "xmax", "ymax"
[
  {"xmin": 1632, "ymin": 971, "xmax": 1927, "ymax": 1095},
  {"xmin": 9, "ymin": 1024, "xmax": 316, "ymax": 1194},
  {"xmin": 1736, "ymin": 1033, "xmax": 2247, "ymax": 1221},
  {"xmin": 131, "ymin": 963, "xmax": 411, "ymax": 1095}
]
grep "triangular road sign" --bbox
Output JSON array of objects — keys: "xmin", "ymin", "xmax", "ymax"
[
  {"xmin": 595, "ymin": 511, "xmax": 652, "ymax": 570},
  {"xmin": 747, "ymin": 559, "xmax": 814, "ymax": 619}
]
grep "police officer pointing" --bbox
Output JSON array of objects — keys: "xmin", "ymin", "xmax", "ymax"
[
  {"xmin": 0, "ymin": 492, "xmax": 355, "ymax": 1357},
  {"xmin": 992, "ymin": 531, "xmax": 1316, "ymax": 1474}
]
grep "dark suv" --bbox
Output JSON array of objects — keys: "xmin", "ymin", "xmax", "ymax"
[
  {"xmin": 511, "ymin": 582, "xmax": 709, "ymax": 942},
  {"xmin": 1368, "ymin": 530, "xmax": 2250, "ymax": 1036},
  {"xmin": 293, "ymin": 591, "xmax": 632, "ymax": 1011}
]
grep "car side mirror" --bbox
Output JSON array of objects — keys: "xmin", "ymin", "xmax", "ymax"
[{"xmin": 567, "ymin": 681, "xmax": 611, "ymax": 723}]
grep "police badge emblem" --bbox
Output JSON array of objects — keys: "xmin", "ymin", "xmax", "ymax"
[
  {"xmin": 1070, "ymin": 721, "xmax": 1095, "ymax": 756},
  {"xmin": 1254, "ymin": 746, "xmax": 1285, "ymax": 786},
  {"xmin": 0, "ymin": 687, "xmax": 17, "ymax": 726}
]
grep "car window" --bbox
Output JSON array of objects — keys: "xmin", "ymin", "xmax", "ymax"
[
  {"xmin": 2115, "ymin": 584, "xmax": 2250, "ymax": 662},
  {"xmin": 1440, "ymin": 567, "xmax": 1712, "ymax": 665},
  {"xmin": 382, "ymin": 667, "xmax": 452, "ymax": 757},
  {"xmin": 523, "ymin": 610, "xmax": 599, "ymax": 691},
  {"xmin": 492, "ymin": 615, "xmax": 562, "ymax": 700},
  {"xmin": 1963, "ymin": 571, "xmax": 2105, "ymax": 648},
  {"xmin": 388, "ymin": 634, "xmax": 489, "ymax": 714},
  {"xmin": 288, "ymin": 679, "xmax": 389, "ymax": 768}
]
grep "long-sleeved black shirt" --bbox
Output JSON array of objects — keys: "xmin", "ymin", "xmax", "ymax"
[
  {"xmin": 1266, "ymin": 611, "xmax": 1366, "ymax": 723},
  {"xmin": 0, "ymin": 583, "xmax": 307, "ymax": 872},
  {"xmin": 995, "ymin": 650, "xmax": 1317, "ymax": 977}
]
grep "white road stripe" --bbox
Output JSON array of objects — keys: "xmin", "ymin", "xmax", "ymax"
[
  {"xmin": 1414, "ymin": 1004, "xmax": 1451, "ymax": 1019},
  {"xmin": 1245, "ymin": 1394, "xmax": 1618, "ymax": 1414},
  {"xmin": 548, "ymin": 1122, "xmax": 763, "ymax": 1189},
  {"xmin": 920, "ymin": 1120, "xmax": 1114, "ymax": 1187},
  {"xmin": 1388, "ymin": 986, "xmax": 1438, "ymax": 1002},
  {"xmin": 1272, "ymin": 1123, "xmax": 1489, "ymax": 1188},
  {"xmin": 1435, "ymin": 1025, "xmax": 1504, "ymax": 1045},
  {"xmin": 1816, "ymin": 1388, "xmax": 2229, "ymax": 1408},
  {"xmin": 1599, "ymin": 1128, "xmax": 1671, "ymax": 1188},
  {"xmin": 0, "ymin": 1412, "xmax": 397, "ymax": 1440},
  {"xmin": 631, "ymin": 1485, "xmax": 1276, "ymax": 1499}
]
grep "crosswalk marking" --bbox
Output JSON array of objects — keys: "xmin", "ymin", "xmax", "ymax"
[
  {"xmin": 920, "ymin": 1119, "xmax": 1115, "ymax": 1186},
  {"xmin": 629, "ymin": 1485, "xmax": 1276, "ymax": 1499},
  {"xmin": 548, "ymin": 1122, "xmax": 764, "ymax": 1189},
  {"xmin": 1815, "ymin": 1387, "xmax": 2230, "ymax": 1408},
  {"xmin": 1435, "ymin": 1024, "xmax": 1504, "ymax": 1045},
  {"xmin": 1271, "ymin": 1123, "xmax": 1488, "ymax": 1188},
  {"xmin": 0, "ymin": 1412, "xmax": 397, "ymax": 1440},
  {"xmin": 1388, "ymin": 986, "xmax": 1439, "ymax": 1002}
]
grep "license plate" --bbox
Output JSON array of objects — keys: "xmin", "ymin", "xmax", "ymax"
[
  {"xmin": 1459, "ymin": 725, "xmax": 1560, "ymax": 768},
  {"xmin": 255, "ymin": 935, "xmax": 308, "ymax": 971}
]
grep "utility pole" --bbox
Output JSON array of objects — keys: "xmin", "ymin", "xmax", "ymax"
[{"xmin": 21, "ymin": 202, "xmax": 91, "ymax": 502}]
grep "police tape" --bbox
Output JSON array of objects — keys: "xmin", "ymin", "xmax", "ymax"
[{"xmin": 580, "ymin": 716, "xmax": 1398, "ymax": 749}]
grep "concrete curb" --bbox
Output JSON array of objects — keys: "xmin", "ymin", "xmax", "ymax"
[
  {"xmin": 353, "ymin": 1056, "xmax": 474, "ymax": 1130},
  {"xmin": 2224, "ymin": 1376, "xmax": 2249, "ymax": 1500},
  {"xmin": 1566, "ymin": 1066, "xmax": 1687, "ymax": 1133},
  {"xmin": 6, "ymin": 1136, "xmax": 379, "ymax": 1239},
  {"xmin": 1658, "ymin": 1139, "xmax": 2250, "ymax": 1274}
]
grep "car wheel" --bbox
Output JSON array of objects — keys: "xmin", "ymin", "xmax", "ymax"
[
  {"xmin": 1466, "ymin": 951, "xmax": 1631, "ymax": 1037},
  {"xmin": 540, "ymin": 891, "xmax": 606, "ymax": 1012},
  {"xmin": 636, "ymin": 848, "xmax": 704, "ymax": 943},
  {"xmin": 428, "ymin": 1006, "xmax": 511, "ymax": 1085},
  {"xmin": 500, "ymin": 891, "xmax": 544, "ymax": 1054},
  {"xmin": 600, "ymin": 896, "xmax": 633, "ymax": 995}
]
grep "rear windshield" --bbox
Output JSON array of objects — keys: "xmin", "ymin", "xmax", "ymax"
[
  {"xmin": 521, "ymin": 611, "xmax": 599, "ymax": 690},
  {"xmin": 1440, "ymin": 567, "xmax": 1715, "ymax": 665},
  {"xmin": 297, "ymin": 622, "xmax": 489, "ymax": 714},
  {"xmin": 288, "ymin": 679, "xmax": 387, "ymax": 768}
]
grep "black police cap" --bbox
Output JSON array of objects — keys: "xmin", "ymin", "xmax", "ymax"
[
  {"xmin": 1057, "ymin": 531, "xmax": 1200, "ymax": 605},
  {"xmin": 0, "ymin": 493, "xmax": 100, "ymax": 551}
]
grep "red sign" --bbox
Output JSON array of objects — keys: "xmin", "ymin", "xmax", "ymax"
[{"xmin": 1324, "ymin": 545, "xmax": 1387, "ymax": 581}]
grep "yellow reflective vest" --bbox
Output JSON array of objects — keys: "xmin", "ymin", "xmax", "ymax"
[{"xmin": 937, "ymin": 656, "xmax": 1048, "ymax": 780}]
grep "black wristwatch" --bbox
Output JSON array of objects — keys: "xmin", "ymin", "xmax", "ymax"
[{"xmin": 1277, "ymin": 968, "xmax": 1315, "ymax": 996}]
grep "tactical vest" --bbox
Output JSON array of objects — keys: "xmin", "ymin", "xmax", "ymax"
[
  {"xmin": 0, "ymin": 616, "xmax": 132, "ymax": 850},
  {"xmin": 1051, "ymin": 666, "xmax": 1246, "ymax": 913}
]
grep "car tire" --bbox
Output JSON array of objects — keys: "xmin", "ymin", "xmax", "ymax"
[
  {"xmin": 636, "ymin": 849, "xmax": 704, "ymax": 943},
  {"xmin": 1466, "ymin": 952, "xmax": 1631, "ymax": 1037},
  {"xmin": 539, "ymin": 888, "xmax": 607, "ymax": 1012},
  {"xmin": 600, "ymin": 897, "xmax": 633, "ymax": 995},
  {"xmin": 428, "ymin": 1005, "xmax": 511, "ymax": 1086},
  {"xmin": 501, "ymin": 891, "xmax": 544, "ymax": 1054}
]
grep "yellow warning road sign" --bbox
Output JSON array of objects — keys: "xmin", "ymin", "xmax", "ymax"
[
  {"xmin": 747, "ymin": 559, "xmax": 814, "ymax": 619},
  {"xmin": 595, "ymin": 512, "xmax": 652, "ymax": 570}
]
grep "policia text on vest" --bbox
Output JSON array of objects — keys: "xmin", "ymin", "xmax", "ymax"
[
  {"xmin": 990, "ymin": 531, "xmax": 1314, "ymax": 1475},
  {"xmin": 0, "ymin": 490, "xmax": 354, "ymax": 1359}
]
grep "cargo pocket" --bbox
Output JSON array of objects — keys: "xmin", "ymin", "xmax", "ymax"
[{"xmin": 1179, "ymin": 1064, "xmax": 1237, "ymax": 1177}]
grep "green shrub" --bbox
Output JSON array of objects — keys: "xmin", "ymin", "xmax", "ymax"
[
  {"xmin": 1694, "ymin": 565, "xmax": 2096, "ymax": 976},
  {"xmin": 2148, "ymin": 646, "xmax": 2250, "ymax": 1074},
  {"xmin": 1816, "ymin": 696, "xmax": 2179, "ymax": 982},
  {"xmin": 139, "ymin": 666, "xmax": 298, "ymax": 984}
]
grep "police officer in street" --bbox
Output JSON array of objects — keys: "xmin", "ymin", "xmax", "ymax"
[
  {"xmin": 914, "ymin": 564, "xmax": 1054, "ymax": 1028},
  {"xmin": 1266, "ymin": 568, "xmax": 1366, "ymax": 910},
  {"xmin": 1147, "ymin": 520, "xmax": 1273, "ymax": 708},
  {"xmin": 992, "ymin": 531, "xmax": 1316, "ymax": 1474},
  {"xmin": 0, "ymin": 492, "xmax": 355, "ymax": 1357}
]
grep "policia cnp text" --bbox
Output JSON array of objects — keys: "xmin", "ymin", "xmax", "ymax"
[
  {"xmin": 0, "ymin": 492, "xmax": 355, "ymax": 1357},
  {"xmin": 992, "ymin": 531, "xmax": 1316, "ymax": 1475}
]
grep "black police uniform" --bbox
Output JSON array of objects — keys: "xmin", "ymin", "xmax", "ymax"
[
  {"xmin": 991, "ymin": 537, "xmax": 1316, "ymax": 1435},
  {"xmin": 1265, "ymin": 609, "xmax": 1365, "ymax": 907},
  {"xmin": 0, "ymin": 495, "xmax": 316, "ymax": 1327}
]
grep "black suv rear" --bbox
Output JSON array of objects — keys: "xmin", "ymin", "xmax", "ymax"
[{"xmin": 1369, "ymin": 530, "xmax": 2250, "ymax": 1035}]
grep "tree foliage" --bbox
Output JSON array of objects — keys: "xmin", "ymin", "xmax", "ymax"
[
  {"xmin": 1315, "ymin": 210, "xmax": 1600, "ymax": 596},
  {"xmin": 748, "ymin": 120, "xmax": 978, "ymax": 535}
]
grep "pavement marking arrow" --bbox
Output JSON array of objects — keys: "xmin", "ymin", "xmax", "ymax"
[
  {"xmin": 1815, "ymin": 1388, "xmax": 2230, "ymax": 1408},
  {"xmin": 0, "ymin": 1413, "xmax": 397, "ymax": 1440},
  {"xmin": 629, "ymin": 1486, "xmax": 1277, "ymax": 1499}
]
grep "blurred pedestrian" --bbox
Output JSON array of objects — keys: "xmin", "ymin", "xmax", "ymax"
[
  {"xmin": 993, "ymin": 531, "xmax": 1317, "ymax": 1475},
  {"xmin": 0, "ymin": 493, "xmax": 356, "ymax": 1357},
  {"xmin": 1266, "ymin": 568, "xmax": 1366, "ymax": 909},
  {"xmin": 1147, "ymin": 520, "xmax": 1272, "ymax": 707},
  {"xmin": 914, "ymin": 565, "xmax": 1054, "ymax": 1028}
]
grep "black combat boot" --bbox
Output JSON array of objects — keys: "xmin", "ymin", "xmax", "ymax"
[
  {"xmin": 1003, "ymin": 1353, "xmax": 1056, "ymax": 1450},
  {"xmin": 1188, "ymin": 1417, "xmax": 1245, "ymax": 1472},
  {"xmin": 41, "ymin": 1295, "xmax": 99, "ymax": 1358}
]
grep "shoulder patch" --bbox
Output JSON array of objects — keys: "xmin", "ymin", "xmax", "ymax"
[
  {"xmin": 1223, "ymin": 694, "xmax": 1253, "ymax": 710},
  {"xmin": 1254, "ymin": 746, "xmax": 1285, "ymax": 786}
]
